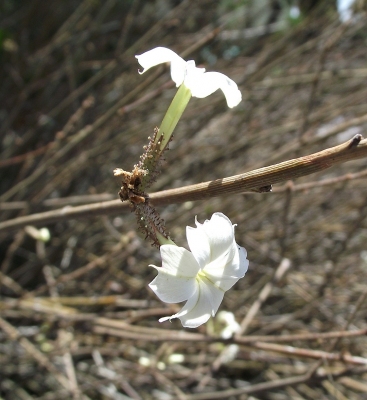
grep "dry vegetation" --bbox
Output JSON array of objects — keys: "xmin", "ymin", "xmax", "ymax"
[{"xmin": 1, "ymin": 0, "xmax": 367, "ymax": 399}]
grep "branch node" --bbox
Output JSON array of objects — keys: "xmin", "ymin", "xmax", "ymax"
[
  {"xmin": 251, "ymin": 185, "xmax": 273, "ymax": 193},
  {"xmin": 348, "ymin": 134, "xmax": 363, "ymax": 148}
]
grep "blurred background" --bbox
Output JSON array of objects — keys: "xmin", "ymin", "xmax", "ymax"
[{"xmin": 1, "ymin": 0, "xmax": 367, "ymax": 399}]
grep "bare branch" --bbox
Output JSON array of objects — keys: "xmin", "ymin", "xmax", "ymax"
[{"xmin": 1, "ymin": 135, "xmax": 366, "ymax": 233}]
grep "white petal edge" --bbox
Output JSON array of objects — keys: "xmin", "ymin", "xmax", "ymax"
[
  {"xmin": 202, "ymin": 213, "xmax": 236, "ymax": 262},
  {"xmin": 160, "ymin": 244, "xmax": 201, "ymax": 277},
  {"xmin": 186, "ymin": 222, "xmax": 211, "ymax": 270},
  {"xmin": 149, "ymin": 271, "xmax": 197, "ymax": 304},
  {"xmin": 159, "ymin": 277, "xmax": 224, "ymax": 328},
  {"xmin": 148, "ymin": 245, "xmax": 200, "ymax": 303},
  {"xmin": 186, "ymin": 71, "xmax": 242, "ymax": 108},
  {"xmin": 204, "ymin": 244, "xmax": 249, "ymax": 291}
]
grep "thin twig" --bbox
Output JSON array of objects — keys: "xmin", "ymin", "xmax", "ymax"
[
  {"xmin": 237, "ymin": 258, "xmax": 291, "ymax": 336},
  {"xmin": 91, "ymin": 318, "xmax": 367, "ymax": 345},
  {"xmin": 252, "ymin": 342, "xmax": 367, "ymax": 366}
]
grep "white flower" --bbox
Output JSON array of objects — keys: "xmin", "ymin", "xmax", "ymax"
[
  {"xmin": 217, "ymin": 311, "xmax": 240, "ymax": 339},
  {"xmin": 135, "ymin": 47, "xmax": 242, "ymax": 108},
  {"xmin": 149, "ymin": 213, "xmax": 249, "ymax": 328}
]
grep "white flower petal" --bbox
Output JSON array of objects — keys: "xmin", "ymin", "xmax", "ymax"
[
  {"xmin": 202, "ymin": 213, "xmax": 235, "ymax": 261},
  {"xmin": 169, "ymin": 57, "xmax": 189, "ymax": 87},
  {"xmin": 186, "ymin": 221, "xmax": 211, "ymax": 269},
  {"xmin": 160, "ymin": 244, "xmax": 201, "ymax": 276},
  {"xmin": 159, "ymin": 278, "xmax": 224, "ymax": 328},
  {"xmin": 177, "ymin": 278, "xmax": 224, "ymax": 328},
  {"xmin": 149, "ymin": 271, "xmax": 197, "ymax": 304},
  {"xmin": 185, "ymin": 71, "xmax": 242, "ymax": 108},
  {"xmin": 149, "ymin": 245, "xmax": 200, "ymax": 303},
  {"xmin": 204, "ymin": 244, "xmax": 249, "ymax": 291},
  {"xmin": 135, "ymin": 47, "xmax": 187, "ymax": 86},
  {"xmin": 238, "ymin": 245, "xmax": 249, "ymax": 274}
]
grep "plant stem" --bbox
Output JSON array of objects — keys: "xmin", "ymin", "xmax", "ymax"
[
  {"xmin": 156, "ymin": 84, "xmax": 191, "ymax": 152},
  {"xmin": 1, "ymin": 135, "xmax": 366, "ymax": 232}
]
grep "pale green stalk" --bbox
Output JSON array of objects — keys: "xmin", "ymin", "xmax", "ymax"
[
  {"xmin": 155, "ymin": 230, "xmax": 176, "ymax": 246},
  {"xmin": 155, "ymin": 84, "xmax": 192, "ymax": 152}
]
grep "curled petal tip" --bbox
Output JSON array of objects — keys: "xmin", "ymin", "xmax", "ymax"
[{"xmin": 227, "ymin": 90, "xmax": 242, "ymax": 108}]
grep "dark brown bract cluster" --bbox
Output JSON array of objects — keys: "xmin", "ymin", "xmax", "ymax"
[
  {"xmin": 114, "ymin": 166, "xmax": 148, "ymax": 205},
  {"xmin": 114, "ymin": 128, "xmax": 172, "ymax": 247}
]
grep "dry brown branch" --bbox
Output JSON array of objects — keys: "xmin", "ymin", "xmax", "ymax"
[
  {"xmin": 2, "ymin": 166, "xmax": 367, "ymax": 212},
  {"xmin": 1, "ymin": 135, "xmax": 367, "ymax": 233}
]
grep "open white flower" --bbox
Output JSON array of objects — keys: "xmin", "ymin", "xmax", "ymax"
[
  {"xmin": 149, "ymin": 213, "xmax": 248, "ymax": 328},
  {"xmin": 136, "ymin": 47, "xmax": 242, "ymax": 108}
]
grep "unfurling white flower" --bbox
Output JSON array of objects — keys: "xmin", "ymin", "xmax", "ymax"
[
  {"xmin": 217, "ymin": 311, "xmax": 241, "ymax": 339},
  {"xmin": 149, "ymin": 213, "xmax": 249, "ymax": 328},
  {"xmin": 135, "ymin": 47, "xmax": 242, "ymax": 108}
]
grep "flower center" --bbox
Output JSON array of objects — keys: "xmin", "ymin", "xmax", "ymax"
[{"xmin": 197, "ymin": 270, "xmax": 215, "ymax": 286}]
